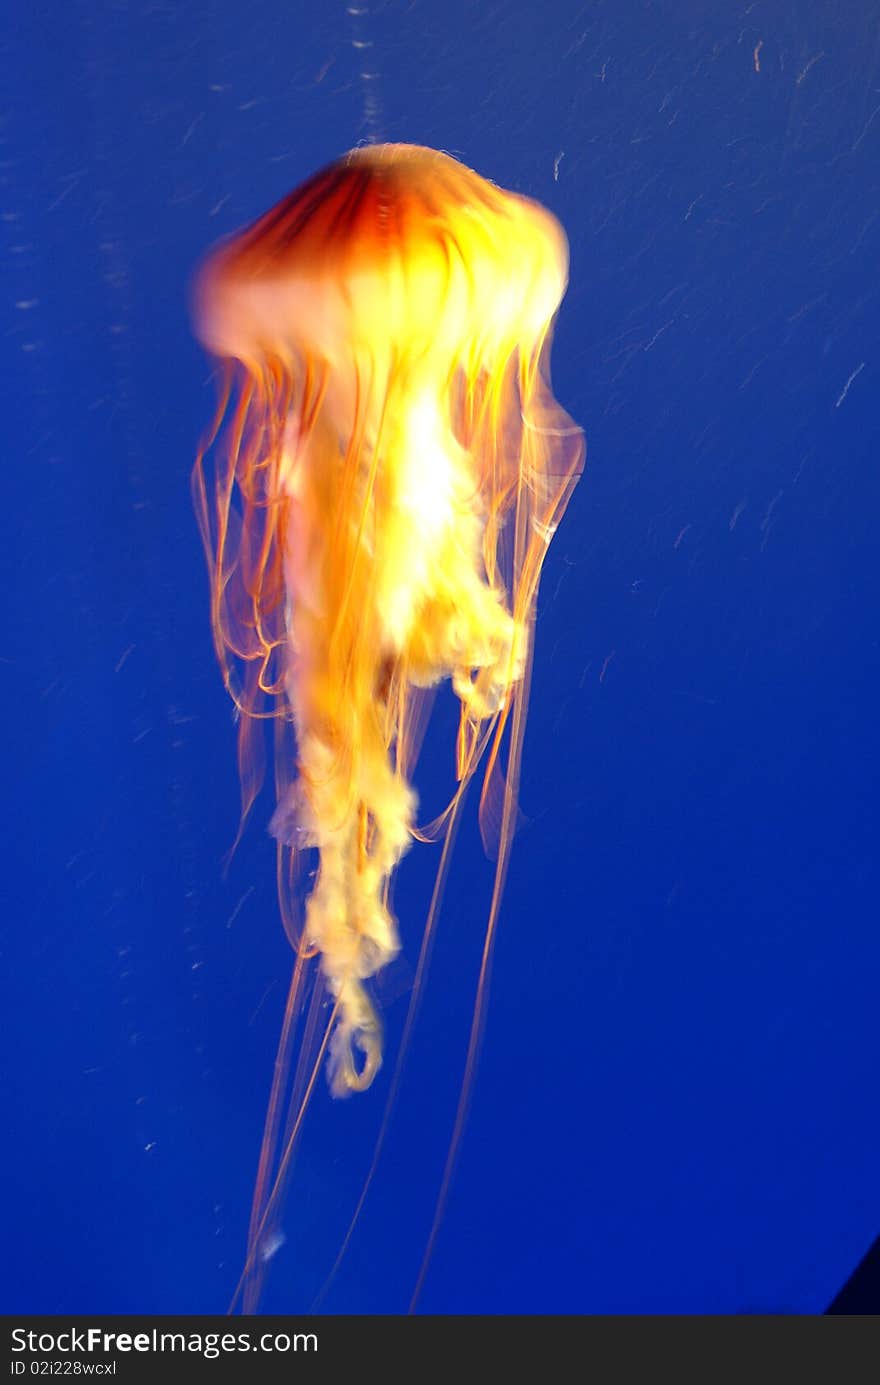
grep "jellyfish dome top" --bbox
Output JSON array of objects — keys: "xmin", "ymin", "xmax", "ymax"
[
  {"xmin": 192, "ymin": 143, "xmax": 583, "ymax": 1098},
  {"xmin": 195, "ymin": 142, "xmax": 567, "ymax": 378}
]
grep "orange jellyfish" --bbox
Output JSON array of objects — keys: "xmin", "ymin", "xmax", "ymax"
[{"xmin": 192, "ymin": 143, "xmax": 583, "ymax": 1303}]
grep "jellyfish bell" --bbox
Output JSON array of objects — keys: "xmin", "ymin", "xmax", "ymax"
[
  {"xmin": 192, "ymin": 143, "xmax": 583, "ymax": 1297},
  {"xmin": 193, "ymin": 143, "xmax": 568, "ymax": 380}
]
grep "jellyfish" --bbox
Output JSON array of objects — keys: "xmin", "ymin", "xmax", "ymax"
[{"xmin": 192, "ymin": 143, "xmax": 583, "ymax": 1300}]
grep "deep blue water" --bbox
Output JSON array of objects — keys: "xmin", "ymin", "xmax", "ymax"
[{"xmin": 3, "ymin": 1, "xmax": 879, "ymax": 1314}]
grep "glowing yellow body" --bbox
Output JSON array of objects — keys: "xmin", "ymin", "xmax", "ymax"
[{"xmin": 193, "ymin": 144, "xmax": 583, "ymax": 1096}]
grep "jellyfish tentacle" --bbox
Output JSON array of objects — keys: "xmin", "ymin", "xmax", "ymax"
[
  {"xmin": 451, "ymin": 606, "xmax": 527, "ymax": 720},
  {"xmin": 294, "ymin": 713, "xmax": 415, "ymax": 1096}
]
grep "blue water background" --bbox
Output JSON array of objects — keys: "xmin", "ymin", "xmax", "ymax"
[{"xmin": 3, "ymin": 1, "xmax": 879, "ymax": 1313}]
